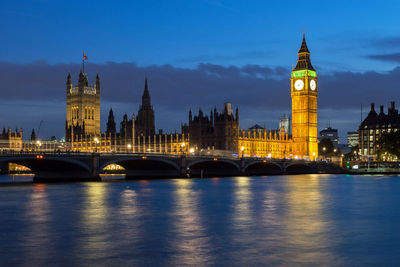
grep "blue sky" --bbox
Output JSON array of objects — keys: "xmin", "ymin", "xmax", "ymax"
[{"xmin": 1, "ymin": 0, "xmax": 400, "ymax": 142}]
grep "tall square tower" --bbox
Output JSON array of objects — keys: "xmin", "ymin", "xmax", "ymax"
[
  {"xmin": 65, "ymin": 71, "xmax": 100, "ymax": 141},
  {"xmin": 290, "ymin": 33, "xmax": 318, "ymax": 159}
]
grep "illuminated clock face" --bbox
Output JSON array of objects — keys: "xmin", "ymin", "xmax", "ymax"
[
  {"xmin": 310, "ymin": 80, "xmax": 316, "ymax": 91},
  {"xmin": 294, "ymin": 79, "xmax": 304, "ymax": 90}
]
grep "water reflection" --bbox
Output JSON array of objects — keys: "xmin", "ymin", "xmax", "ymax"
[
  {"xmin": 233, "ymin": 177, "xmax": 252, "ymax": 226},
  {"xmin": 170, "ymin": 179, "xmax": 213, "ymax": 266},
  {"xmin": 23, "ymin": 184, "xmax": 53, "ymax": 265},
  {"xmin": 116, "ymin": 186, "xmax": 142, "ymax": 249},
  {"xmin": 79, "ymin": 183, "xmax": 111, "ymax": 260},
  {"xmin": 281, "ymin": 174, "xmax": 338, "ymax": 265}
]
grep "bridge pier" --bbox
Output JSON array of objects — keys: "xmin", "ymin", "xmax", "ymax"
[
  {"xmin": 240, "ymin": 158, "xmax": 246, "ymax": 175},
  {"xmin": 180, "ymin": 156, "xmax": 188, "ymax": 177},
  {"xmin": 0, "ymin": 162, "xmax": 9, "ymax": 174}
]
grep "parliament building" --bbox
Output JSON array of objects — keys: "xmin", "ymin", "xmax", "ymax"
[{"xmin": 65, "ymin": 34, "xmax": 319, "ymax": 159}]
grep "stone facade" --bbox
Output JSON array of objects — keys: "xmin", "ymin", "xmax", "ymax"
[
  {"xmin": 182, "ymin": 102, "xmax": 239, "ymax": 151},
  {"xmin": 0, "ymin": 128, "xmax": 23, "ymax": 151},
  {"xmin": 65, "ymin": 71, "xmax": 101, "ymax": 142}
]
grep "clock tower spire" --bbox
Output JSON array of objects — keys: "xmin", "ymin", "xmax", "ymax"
[{"xmin": 290, "ymin": 33, "xmax": 318, "ymax": 159}]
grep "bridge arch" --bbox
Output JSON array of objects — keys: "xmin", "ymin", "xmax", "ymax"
[
  {"xmin": 101, "ymin": 157, "xmax": 181, "ymax": 178},
  {"xmin": 100, "ymin": 157, "xmax": 180, "ymax": 171},
  {"xmin": 285, "ymin": 162, "xmax": 314, "ymax": 174},
  {"xmin": 186, "ymin": 158, "xmax": 240, "ymax": 177},
  {"xmin": 0, "ymin": 156, "xmax": 93, "ymax": 181},
  {"xmin": 0, "ymin": 157, "xmax": 91, "ymax": 173},
  {"xmin": 244, "ymin": 161, "xmax": 283, "ymax": 175}
]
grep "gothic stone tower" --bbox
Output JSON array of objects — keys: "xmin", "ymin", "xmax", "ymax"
[
  {"xmin": 135, "ymin": 77, "xmax": 155, "ymax": 137},
  {"xmin": 290, "ymin": 33, "xmax": 318, "ymax": 159},
  {"xmin": 66, "ymin": 71, "xmax": 101, "ymax": 141}
]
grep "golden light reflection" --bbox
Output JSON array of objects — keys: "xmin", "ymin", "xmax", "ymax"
[
  {"xmin": 102, "ymin": 163, "xmax": 125, "ymax": 171},
  {"xmin": 80, "ymin": 183, "xmax": 111, "ymax": 255},
  {"xmin": 281, "ymin": 174, "xmax": 337, "ymax": 265},
  {"xmin": 23, "ymin": 184, "xmax": 52, "ymax": 264},
  {"xmin": 233, "ymin": 176, "xmax": 252, "ymax": 226},
  {"xmin": 170, "ymin": 179, "xmax": 213, "ymax": 265}
]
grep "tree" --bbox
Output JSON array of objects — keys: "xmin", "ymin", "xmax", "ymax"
[
  {"xmin": 319, "ymin": 138, "xmax": 335, "ymax": 157},
  {"xmin": 376, "ymin": 131, "xmax": 400, "ymax": 160},
  {"xmin": 343, "ymin": 144, "xmax": 359, "ymax": 161}
]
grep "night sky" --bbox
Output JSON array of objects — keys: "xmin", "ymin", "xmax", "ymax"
[{"xmin": 2, "ymin": 0, "xmax": 400, "ymax": 142}]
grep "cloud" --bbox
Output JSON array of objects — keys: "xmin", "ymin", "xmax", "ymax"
[
  {"xmin": 0, "ymin": 60, "xmax": 399, "ymax": 141},
  {"xmin": 366, "ymin": 53, "xmax": 400, "ymax": 63},
  {"xmin": 370, "ymin": 36, "xmax": 400, "ymax": 48}
]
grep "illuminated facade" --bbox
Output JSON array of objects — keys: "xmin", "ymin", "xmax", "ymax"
[
  {"xmin": 290, "ymin": 33, "xmax": 318, "ymax": 159},
  {"xmin": 65, "ymin": 71, "xmax": 101, "ymax": 142},
  {"xmin": 0, "ymin": 128, "xmax": 23, "ymax": 151},
  {"xmin": 62, "ymin": 34, "xmax": 318, "ymax": 159},
  {"xmin": 237, "ymin": 33, "xmax": 319, "ymax": 159}
]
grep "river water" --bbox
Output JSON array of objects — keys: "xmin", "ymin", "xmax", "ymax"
[{"xmin": 0, "ymin": 174, "xmax": 399, "ymax": 266}]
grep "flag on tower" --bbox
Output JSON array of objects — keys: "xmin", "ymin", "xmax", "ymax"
[{"xmin": 83, "ymin": 52, "xmax": 88, "ymax": 61}]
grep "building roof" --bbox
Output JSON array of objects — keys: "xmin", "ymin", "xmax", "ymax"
[
  {"xmin": 249, "ymin": 124, "xmax": 264, "ymax": 130},
  {"xmin": 359, "ymin": 102, "xmax": 400, "ymax": 129}
]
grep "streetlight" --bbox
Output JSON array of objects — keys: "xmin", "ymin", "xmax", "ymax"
[
  {"xmin": 127, "ymin": 144, "xmax": 132, "ymax": 153},
  {"xmin": 189, "ymin": 148, "xmax": 194, "ymax": 154},
  {"xmin": 240, "ymin": 146, "xmax": 245, "ymax": 157},
  {"xmin": 312, "ymin": 152, "xmax": 316, "ymax": 161},
  {"xmin": 181, "ymin": 142, "xmax": 186, "ymax": 154},
  {"xmin": 94, "ymin": 137, "xmax": 99, "ymax": 152}
]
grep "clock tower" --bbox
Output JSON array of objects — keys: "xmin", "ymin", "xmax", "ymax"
[{"xmin": 290, "ymin": 33, "xmax": 318, "ymax": 159}]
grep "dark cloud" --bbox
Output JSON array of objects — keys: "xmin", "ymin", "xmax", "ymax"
[
  {"xmin": 367, "ymin": 53, "xmax": 400, "ymax": 63},
  {"xmin": 0, "ymin": 61, "xmax": 399, "ymax": 141},
  {"xmin": 370, "ymin": 36, "xmax": 400, "ymax": 48}
]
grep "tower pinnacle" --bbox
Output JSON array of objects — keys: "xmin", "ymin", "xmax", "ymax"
[{"xmin": 293, "ymin": 32, "xmax": 314, "ymax": 71}]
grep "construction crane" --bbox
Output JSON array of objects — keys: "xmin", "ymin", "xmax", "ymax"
[{"xmin": 37, "ymin": 120, "xmax": 43, "ymax": 139}]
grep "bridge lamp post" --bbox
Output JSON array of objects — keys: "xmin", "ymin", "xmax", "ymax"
[
  {"xmin": 127, "ymin": 144, "xmax": 132, "ymax": 154},
  {"xmin": 313, "ymin": 152, "xmax": 316, "ymax": 161},
  {"xmin": 36, "ymin": 140, "xmax": 42, "ymax": 152},
  {"xmin": 94, "ymin": 137, "xmax": 99, "ymax": 152},
  {"xmin": 240, "ymin": 146, "xmax": 245, "ymax": 158},
  {"xmin": 181, "ymin": 142, "xmax": 186, "ymax": 154},
  {"xmin": 189, "ymin": 148, "xmax": 194, "ymax": 154}
]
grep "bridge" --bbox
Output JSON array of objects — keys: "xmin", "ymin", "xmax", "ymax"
[{"xmin": 0, "ymin": 152, "xmax": 345, "ymax": 182}]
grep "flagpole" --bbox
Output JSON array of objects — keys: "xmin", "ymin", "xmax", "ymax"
[{"xmin": 82, "ymin": 51, "xmax": 85, "ymax": 74}]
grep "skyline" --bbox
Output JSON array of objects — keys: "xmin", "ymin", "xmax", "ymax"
[{"xmin": 2, "ymin": 1, "xmax": 400, "ymax": 141}]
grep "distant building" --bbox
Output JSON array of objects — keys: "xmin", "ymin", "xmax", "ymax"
[
  {"xmin": 182, "ymin": 102, "xmax": 239, "ymax": 151},
  {"xmin": 279, "ymin": 115, "xmax": 291, "ymax": 135},
  {"xmin": 347, "ymin": 131, "xmax": 358, "ymax": 147},
  {"xmin": 135, "ymin": 77, "xmax": 155, "ymax": 137},
  {"xmin": 319, "ymin": 127, "xmax": 339, "ymax": 146},
  {"xmin": 0, "ymin": 128, "xmax": 23, "ymax": 151},
  {"xmin": 359, "ymin": 102, "xmax": 400, "ymax": 160}
]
